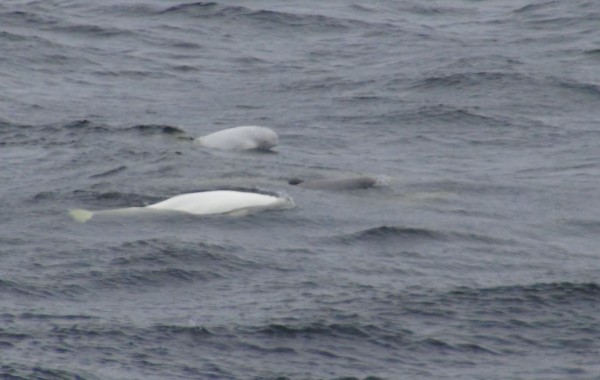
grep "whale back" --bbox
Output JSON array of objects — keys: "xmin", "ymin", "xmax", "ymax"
[
  {"xmin": 291, "ymin": 177, "xmax": 377, "ymax": 191},
  {"xmin": 146, "ymin": 190, "xmax": 290, "ymax": 215},
  {"xmin": 69, "ymin": 191, "xmax": 294, "ymax": 222},
  {"xmin": 195, "ymin": 126, "xmax": 279, "ymax": 151}
]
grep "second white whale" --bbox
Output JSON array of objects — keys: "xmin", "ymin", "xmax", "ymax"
[{"xmin": 195, "ymin": 126, "xmax": 279, "ymax": 151}]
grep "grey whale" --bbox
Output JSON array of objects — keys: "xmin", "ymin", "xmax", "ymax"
[{"xmin": 289, "ymin": 176, "xmax": 377, "ymax": 190}]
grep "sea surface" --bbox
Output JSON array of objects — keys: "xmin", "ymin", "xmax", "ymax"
[{"xmin": 1, "ymin": 1, "xmax": 600, "ymax": 379}]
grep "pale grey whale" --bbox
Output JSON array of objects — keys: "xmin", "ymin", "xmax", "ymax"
[{"xmin": 194, "ymin": 126, "xmax": 278, "ymax": 151}]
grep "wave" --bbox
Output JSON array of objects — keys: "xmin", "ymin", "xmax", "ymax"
[
  {"xmin": 345, "ymin": 225, "xmax": 445, "ymax": 242},
  {"xmin": 0, "ymin": 364, "xmax": 100, "ymax": 380},
  {"xmin": 435, "ymin": 282, "xmax": 600, "ymax": 352},
  {"xmin": 563, "ymin": 218, "xmax": 600, "ymax": 233},
  {"xmin": 5, "ymin": 266, "xmax": 216, "ymax": 300},
  {"xmin": 0, "ymin": 7, "xmax": 134, "ymax": 41},
  {"xmin": 159, "ymin": 2, "xmax": 367, "ymax": 31},
  {"xmin": 88, "ymin": 165, "xmax": 128, "ymax": 179},
  {"xmin": 372, "ymin": 101, "xmax": 583, "ymax": 150},
  {"xmin": 410, "ymin": 71, "xmax": 600, "ymax": 110},
  {"xmin": 371, "ymin": 282, "xmax": 600, "ymax": 356},
  {"xmin": 0, "ymin": 278, "xmax": 50, "ymax": 298},
  {"xmin": 0, "ymin": 120, "xmax": 187, "ymax": 149},
  {"xmin": 160, "ymin": 1, "xmax": 221, "ymax": 15},
  {"xmin": 0, "ymin": 30, "xmax": 30, "ymax": 42},
  {"xmin": 448, "ymin": 282, "xmax": 600, "ymax": 306},
  {"xmin": 0, "ymin": 278, "xmax": 87, "ymax": 300},
  {"xmin": 77, "ymin": 239, "xmax": 257, "ymax": 291},
  {"xmin": 16, "ymin": 312, "xmax": 98, "ymax": 321},
  {"xmin": 327, "ymin": 102, "xmax": 519, "ymax": 132},
  {"xmin": 49, "ymin": 23, "xmax": 133, "ymax": 39},
  {"xmin": 106, "ymin": 238, "xmax": 244, "ymax": 267},
  {"xmin": 398, "ymin": 104, "xmax": 507, "ymax": 127},
  {"xmin": 584, "ymin": 48, "xmax": 600, "ymax": 56},
  {"xmin": 92, "ymin": 267, "xmax": 217, "ymax": 289},
  {"xmin": 153, "ymin": 324, "xmax": 213, "ymax": 338},
  {"xmin": 330, "ymin": 225, "xmax": 510, "ymax": 246},
  {"xmin": 1, "ymin": 237, "xmax": 253, "ymax": 301},
  {"xmin": 409, "ymin": 71, "xmax": 534, "ymax": 91},
  {"xmin": 400, "ymin": 3, "xmax": 476, "ymax": 17},
  {"xmin": 254, "ymin": 322, "xmax": 372, "ymax": 339},
  {"xmin": 0, "ymin": 120, "xmax": 110, "ymax": 147},
  {"xmin": 553, "ymin": 78, "xmax": 600, "ymax": 98},
  {"xmin": 238, "ymin": 319, "xmax": 502, "ymax": 361},
  {"xmin": 512, "ymin": 1, "xmax": 563, "ymax": 15},
  {"xmin": 0, "ymin": 10, "xmax": 56, "ymax": 27},
  {"xmin": 512, "ymin": 1, "xmax": 599, "ymax": 25}
]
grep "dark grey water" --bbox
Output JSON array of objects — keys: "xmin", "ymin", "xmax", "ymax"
[{"xmin": 1, "ymin": 1, "xmax": 600, "ymax": 379}]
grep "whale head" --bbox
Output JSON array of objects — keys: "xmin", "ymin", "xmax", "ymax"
[{"xmin": 196, "ymin": 126, "xmax": 279, "ymax": 151}]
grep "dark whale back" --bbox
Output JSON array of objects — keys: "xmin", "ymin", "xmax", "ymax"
[{"xmin": 290, "ymin": 177, "xmax": 376, "ymax": 190}]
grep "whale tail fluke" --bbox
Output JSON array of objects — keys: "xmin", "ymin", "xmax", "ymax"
[{"xmin": 69, "ymin": 209, "xmax": 94, "ymax": 223}]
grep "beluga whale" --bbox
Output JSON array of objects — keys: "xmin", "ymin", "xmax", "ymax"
[
  {"xmin": 289, "ymin": 176, "xmax": 377, "ymax": 191},
  {"xmin": 69, "ymin": 190, "xmax": 294, "ymax": 223},
  {"xmin": 195, "ymin": 126, "xmax": 279, "ymax": 151}
]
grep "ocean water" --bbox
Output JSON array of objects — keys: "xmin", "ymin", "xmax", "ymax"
[{"xmin": 1, "ymin": 1, "xmax": 600, "ymax": 379}]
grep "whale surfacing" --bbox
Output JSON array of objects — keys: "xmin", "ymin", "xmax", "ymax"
[
  {"xmin": 146, "ymin": 191, "xmax": 289, "ymax": 215},
  {"xmin": 289, "ymin": 176, "xmax": 377, "ymax": 191},
  {"xmin": 69, "ymin": 190, "xmax": 294, "ymax": 223},
  {"xmin": 195, "ymin": 126, "xmax": 279, "ymax": 151}
]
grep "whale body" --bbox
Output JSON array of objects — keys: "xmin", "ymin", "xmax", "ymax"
[
  {"xmin": 289, "ymin": 176, "xmax": 377, "ymax": 191},
  {"xmin": 69, "ymin": 190, "xmax": 294, "ymax": 223},
  {"xmin": 195, "ymin": 126, "xmax": 279, "ymax": 151}
]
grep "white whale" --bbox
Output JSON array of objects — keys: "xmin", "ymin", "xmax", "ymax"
[
  {"xmin": 69, "ymin": 190, "xmax": 294, "ymax": 223},
  {"xmin": 195, "ymin": 126, "xmax": 279, "ymax": 151}
]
